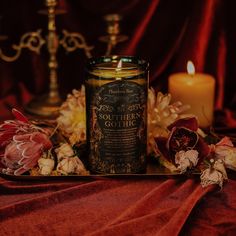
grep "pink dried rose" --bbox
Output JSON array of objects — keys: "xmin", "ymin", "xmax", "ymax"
[
  {"xmin": 0, "ymin": 109, "xmax": 52, "ymax": 175},
  {"xmin": 211, "ymin": 136, "xmax": 236, "ymax": 171}
]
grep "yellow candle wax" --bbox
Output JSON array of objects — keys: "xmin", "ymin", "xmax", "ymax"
[{"xmin": 168, "ymin": 61, "xmax": 215, "ymax": 128}]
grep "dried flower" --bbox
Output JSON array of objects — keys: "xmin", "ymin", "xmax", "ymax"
[
  {"xmin": 155, "ymin": 117, "xmax": 209, "ymax": 170},
  {"xmin": 2, "ymin": 132, "xmax": 52, "ymax": 175},
  {"xmin": 38, "ymin": 157, "xmax": 55, "ymax": 176},
  {"xmin": 55, "ymin": 143, "xmax": 88, "ymax": 175},
  {"xmin": 148, "ymin": 88, "xmax": 190, "ymax": 155},
  {"xmin": 55, "ymin": 142, "xmax": 74, "ymax": 161},
  {"xmin": 0, "ymin": 109, "xmax": 48, "ymax": 148},
  {"xmin": 0, "ymin": 109, "xmax": 52, "ymax": 175},
  {"xmin": 212, "ymin": 137, "xmax": 236, "ymax": 171},
  {"xmin": 200, "ymin": 159, "xmax": 227, "ymax": 188},
  {"xmin": 175, "ymin": 149, "xmax": 199, "ymax": 173},
  {"xmin": 57, "ymin": 157, "xmax": 88, "ymax": 175},
  {"xmin": 57, "ymin": 86, "xmax": 86, "ymax": 145}
]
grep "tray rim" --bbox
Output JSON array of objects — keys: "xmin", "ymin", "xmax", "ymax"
[{"xmin": 0, "ymin": 166, "xmax": 200, "ymax": 181}]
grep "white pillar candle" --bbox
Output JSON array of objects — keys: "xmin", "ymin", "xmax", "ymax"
[{"xmin": 168, "ymin": 61, "xmax": 215, "ymax": 128}]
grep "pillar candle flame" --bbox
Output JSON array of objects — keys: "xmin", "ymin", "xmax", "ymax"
[{"xmin": 187, "ymin": 61, "xmax": 195, "ymax": 75}]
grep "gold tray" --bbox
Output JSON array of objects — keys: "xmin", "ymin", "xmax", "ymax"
[{"xmin": 0, "ymin": 162, "xmax": 199, "ymax": 181}]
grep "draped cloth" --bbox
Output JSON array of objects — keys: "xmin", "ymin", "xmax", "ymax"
[
  {"xmin": 1, "ymin": 1, "xmax": 236, "ymax": 235},
  {"xmin": 1, "ymin": 176, "xmax": 236, "ymax": 236}
]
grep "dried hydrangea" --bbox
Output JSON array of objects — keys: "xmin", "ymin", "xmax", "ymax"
[
  {"xmin": 148, "ymin": 88, "xmax": 190, "ymax": 155},
  {"xmin": 57, "ymin": 86, "xmax": 86, "ymax": 145}
]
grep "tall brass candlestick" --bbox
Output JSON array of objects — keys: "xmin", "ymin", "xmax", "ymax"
[
  {"xmin": 47, "ymin": 0, "xmax": 61, "ymax": 105},
  {"xmin": 0, "ymin": 0, "xmax": 93, "ymax": 117},
  {"xmin": 0, "ymin": 2, "xmax": 128, "ymax": 117},
  {"xmin": 25, "ymin": 0, "xmax": 62, "ymax": 116}
]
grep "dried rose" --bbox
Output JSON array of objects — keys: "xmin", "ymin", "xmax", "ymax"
[
  {"xmin": 155, "ymin": 117, "xmax": 210, "ymax": 171},
  {"xmin": 55, "ymin": 143, "xmax": 88, "ymax": 175},
  {"xmin": 38, "ymin": 157, "xmax": 55, "ymax": 176},
  {"xmin": 175, "ymin": 149, "xmax": 199, "ymax": 173},
  {"xmin": 212, "ymin": 136, "xmax": 236, "ymax": 170},
  {"xmin": 55, "ymin": 142, "xmax": 74, "ymax": 161},
  {"xmin": 56, "ymin": 157, "xmax": 88, "ymax": 175},
  {"xmin": 200, "ymin": 159, "xmax": 227, "ymax": 188},
  {"xmin": 167, "ymin": 127, "xmax": 199, "ymax": 154}
]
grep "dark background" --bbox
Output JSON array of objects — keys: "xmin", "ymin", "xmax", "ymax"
[{"xmin": 0, "ymin": 0, "xmax": 235, "ymax": 121}]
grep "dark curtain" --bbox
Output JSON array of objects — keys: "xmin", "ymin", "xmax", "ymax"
[{"xmin": 0, "ymin": 0, "xmax": 235, "ymax": 123}]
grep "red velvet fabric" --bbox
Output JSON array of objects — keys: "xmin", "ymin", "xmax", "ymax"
[
  {"xmin": 1, "ymin": 1, "xmax": 236, "ymax": 235},
  {"xmin": 0, "ymin": 176, "xmax": 236, "ymax": 236}
]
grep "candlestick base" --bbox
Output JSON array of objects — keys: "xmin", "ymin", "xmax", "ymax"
[{"xmin": 24, "ymin": 94, "xmax": 62, "ymax": 118}]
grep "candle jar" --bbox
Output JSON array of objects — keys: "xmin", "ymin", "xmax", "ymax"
[{"xmin": 85, "ymin": 56, "xmax": 149, "ymax": 174}]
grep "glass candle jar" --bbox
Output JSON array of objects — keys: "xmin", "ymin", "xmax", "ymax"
[{"xmin": 85, "ymin": 56, "xmax": 149, "ymax": 174}]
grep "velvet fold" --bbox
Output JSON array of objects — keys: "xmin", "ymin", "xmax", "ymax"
[{"xmin": 1, "ymin": 177, "xmax": 236, "ymax": 235}]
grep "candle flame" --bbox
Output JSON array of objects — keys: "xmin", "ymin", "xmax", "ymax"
[
  {"xmin": 115, "ymin": 59, "xmax": 122, "ymax": 80},
  {"xmin": 116, "ymin": 59, "xmax": 122, "ymax": 70},
  {"xmin": 187, "ymin": 61, "xmax": 195, "ymax": 75}
]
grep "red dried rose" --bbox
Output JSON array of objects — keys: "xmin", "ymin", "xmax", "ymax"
[{"xmin": 155, "ymin": 117, "xmax": 210, "ymax": 168}]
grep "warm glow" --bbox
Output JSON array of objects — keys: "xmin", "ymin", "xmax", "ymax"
[
  {"xmin": 116, "ymin": 59, "xmax": 122, "ymax": 71},
  {"xmin": 187, "ymin": 61, "xmax": 195, "ymax": 75}
]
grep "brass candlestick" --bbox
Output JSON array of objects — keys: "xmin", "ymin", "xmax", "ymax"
[
  {"xmin": 0, "ymin": 0, "xmax": 93, "ymax": 117},
  {"xmin": 99, "ymin": 14, "xmax": 128, "ymax": 56},
  {"xmin": 25, "ymin": 0, "xmax": 93, "ymax": 117},
  {"xmin": 0, "ymin": 1, "xmax": 127, "ymax": 117}
]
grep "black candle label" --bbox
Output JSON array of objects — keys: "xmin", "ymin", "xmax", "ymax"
[{"xmin": 87, "ymin": 80, "xmax": 147, "ymax": 174}]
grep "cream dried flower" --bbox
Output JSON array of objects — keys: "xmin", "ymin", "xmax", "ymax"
[
  {"xmin": 148, "ymin": 88, "xmax": 190, "ymax": 155},
  {"xmin": 200, "ymin": 159, "xmax": 227, "ymax": 188},
  {"xmin": 55, "ymin": 142, "xmax": 74, "ymax": 161},
  {"xmin": 57, "ymin": 86, "xmax": 86, "ymax": 145},
  {"xmin": 55, "ymin": 143, "xmax": 88, "ymax": 175},
  {"xmin": 175, "ymin": 149, "xmax": 199, "ymax": 173},
  {"xmin": 57, "ymin": 157, "xmax": 89, "ymax": 175},
  {"xmin": 38, "ymin": 158, "xmax": 55, "ymax": 176}
]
